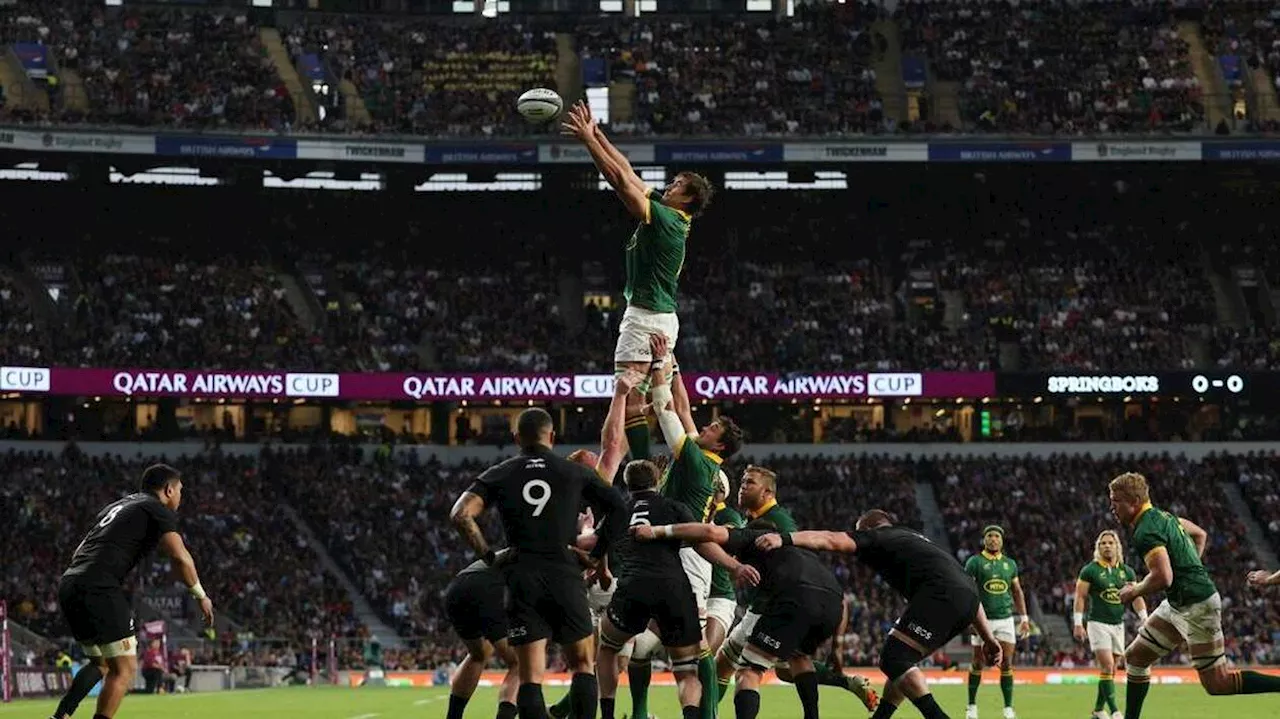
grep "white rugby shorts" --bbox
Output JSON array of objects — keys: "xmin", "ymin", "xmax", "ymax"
[
  {"xmin": 706, "ymin": 597, "xmax": 738, "ymax": 633},
  {"xmin": 1087, "ymin": 621, "xmax": 1125, "ymax": 655},
  {"xmin": 679, "ymin": 547, "xmax": 712, "ymax": 616},
  {"xmin": 971, "ymin": 616, "xmax": 1017, "ymax": 646},
  {"xmin": 615, "ymin": 306, "xmax": 679, "ymax": 366}
]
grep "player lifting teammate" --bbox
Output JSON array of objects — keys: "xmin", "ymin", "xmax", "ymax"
[
  {"xmin": 450, "ymin": 407, "xmax": 630, "ymax": 719},
  {"xmin": 560, "ymin": 101, "xmax": 713, "ymax": 465},
  {"xmin": 596, "ymin": 460, "xmax": 759, "ymax": 719},
  {"xmin": 1072, "ymin": 530, "xmax": 1148, "ymax": 719},
  {"xmin": 52, "ymin": 464, "xmax": 215, "ymax": 719},
  {"xmin": 963, "ymin": 526, "xmax": 1029, "ymax": 719},
  {"xmin": 631, "ymin": 518, "xmax": 847, "ymax": 719},
  {"xmin": 625, "ymin": 334, "xmax": 741, "ymax": 719},
  {"xmin": 1108, "ymin": 472, "xmax": 1280, "ymax": 718},
  {"xmin": 756, "ymin": 509, "xmax": 1004, "ymax": 719}
]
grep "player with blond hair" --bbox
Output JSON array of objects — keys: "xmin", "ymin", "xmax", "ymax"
[
  {"xmin": 1072, "ymin": 529, "xmax": 1148, "ymax": 719},
  {"xmin": 1109, "ymin": 471, "xmax": 1280, "ymax": 719}
]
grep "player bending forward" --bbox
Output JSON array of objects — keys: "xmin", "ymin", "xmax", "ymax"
[
  {"xmin": 561, "ymin": 102, "xmax": 714, "ymax": 464},
  {"xmin": 963, "ymin": 525, "xmax": 1029, "ymax": 719},
  {"xmin": 444, "ymin": 549, "xmax": 521, "ymax": 719},
  {"xmin": 597, "ymin": 460, "xmax": 760, "ymax": 719},
  {"xmin": 52, "ymin": 464, "xmax": 215, "ymax": 719},
  {"xmin": 631, "ymin": 518, "xmax": 850, "ymax": 719},
  {"xmin": 756, "ymin": 510, "xmax": 1004, "ymax": 719},
  {"xmin": 1072, "ymin": 529, "xmax": 1148, "ymax": 719},
  {"xmin": 1109, "ymin": 471, "xmax": 1280, "ymax": 719}
]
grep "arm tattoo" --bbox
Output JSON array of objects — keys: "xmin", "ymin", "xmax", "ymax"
[{"xmin": 455, "ymin": 514, "xmax": 490, "ymax": 558}]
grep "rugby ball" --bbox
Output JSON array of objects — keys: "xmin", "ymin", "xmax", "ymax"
[{"xmin": 517, "ymin": 88, "xmax": 563, "ymax": 123}]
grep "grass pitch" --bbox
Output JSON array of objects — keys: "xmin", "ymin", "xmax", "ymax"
[{"xmin": 3, "ymin": 683, "xmax": 1279, "ymax": 719}]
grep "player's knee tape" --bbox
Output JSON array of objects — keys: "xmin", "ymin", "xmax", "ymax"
[
  {"xmin": 631, "ymin": 629, "xmax": 662, "ymax": 661},
  {"xmin": 1126, "ymin": 664, "xmax": 1150, "ymax": 679},
  {"xmin": 1192, "ymin": 651, "xmax": 1227, "ymax": 671},
  {"xmin": 879, "ymin": 638, "xmax": 925, "ymax": 683},
  {"xmin": 600, "ymin": 631, "xmax": 631, "ymax": 653},
  {"xmin": 1136, "ymin": 624, "xmax": 1177, "ymax": 658},
  {"xmin": 736, "ymin": 645, "xmax": 773, "ymax": 672},
  {"xmin": 670, "ymin": 656, "xmax": 699, "ymax": 675}
]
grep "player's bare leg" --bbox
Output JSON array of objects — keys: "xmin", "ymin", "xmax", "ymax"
[
  {"xmin": 997, "ymin": 641, "xmax": 1016, "ymax": 718},
  {"xmin": 563, "ymin": 636, "xmax": 600, "ymax": 719},
  {"xmin": 514, "ymin": 640, "xmax": 552, "ymax": 719},
  {"xmin": 965, "ymin": 642, "xmax": 984, "ymax": 718},
  {"xmin": 51, "ymin": 656, "xmax": 107, "ymax": 719},
  {"xmin": 773, "ymin": 654, "xmax": 878, "ymax": 710},
  {"xmin": 94, "ymin": 653, "xmax": 138, "ymax": 719},
  {"xmin": 450, "ymin": 638, "xmax": 495, "ymax": 719},
  {"xmin": 1090, "ymin": 647, "xmax": 1117, "ymax": 719},
  {"xmin": 496, "ymin": 640, "xmax": 521, "ymax": 719},
  {"xmin": 666, "ymin": 643, "xmax": 704, "ymax": 719},
  {"xmin": 617, "ymin": 361, "xmax": 651, "ymax": 460}
]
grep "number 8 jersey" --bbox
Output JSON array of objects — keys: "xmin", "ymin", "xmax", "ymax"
[
  {"xmin": 63, "ymin": 493, "xmax": 179, "ymax": 587},
  {"xmin": 468, "ymin": 446, "xmax": 628, "ymax": 567}
]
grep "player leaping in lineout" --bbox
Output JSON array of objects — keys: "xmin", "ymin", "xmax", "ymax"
[
  {"xmin": 560, "ymin": 101, "xmax": 714, "ymax": 464},
  {"xmin": 1109, "ymin": 471, "xmax": 1280, "ymax": 719}
]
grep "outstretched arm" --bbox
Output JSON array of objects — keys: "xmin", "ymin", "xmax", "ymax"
[
  {"xmin": 562, "ymin": 102, "xmax": 648, "ymax": 219},
  {"xmin": 633, "ymin": 521, "xmax": 729, "ymax": 544},
  {"xmin": 756, "ymin": 530, "xmax": 858, "ymax": 553},
  {"xmin": 594, "ymin": 124, "xmax": 646, "ymax": 193},
  {"xmin": 598, "ymin": 370, "xmax": 645, "ymax": 481},
  {"xmin": 648, "ymin": 334, "xmax": 694, "ymax": 453}
]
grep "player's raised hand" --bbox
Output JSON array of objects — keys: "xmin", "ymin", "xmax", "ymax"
[
  {"xmin": 1072, "ymin": 624, "xmax": 1087, "ymax": 643},
  {"xmin": 559, "ymin": 101, "xmax": 596, "ymax": 141},
  {"xmin": 732, "ymin": 563, "xmax": 761, "ymax": 588},
  {"xmin": 615, "ymin": 368, "xmax": 646, "ymax": 396},
  {"xmin": 754, "ymin": 533, "xmax": 784, "ymax": 551},
  {"xmin": 1248, "ymin": 569, "xmax": 1272, "ymax": 587},
  {"xmin": 198, "ymin": 596, "xmax": 215, "ymax": 626},
  {"xmin": 630, "ymin": 524, "xmax": 657, "ymax": 541},
  {"xmin": 649, "ymin": 333, "xmax": 670, "ymax": 366},
  {"xmin": 651, "ymin": 453, "xmax": 671, "ymax": 476}
]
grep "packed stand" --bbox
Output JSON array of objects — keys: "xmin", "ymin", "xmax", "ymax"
[
  {"xmin": 281, "ymin": 14, "xmax": 555, "ymax": 136},
  {"xmin": 68, "ymin": 253, "xmax": 347, "ymax": 370},
  {"xmin": 1201, "ymin": 1, "xmax": 1280, "ymax": 94},
  {"xmin": 948, "ymin": 226, "xmax": 1210, "ymax": 371},
  {"xmin": 931, "ymin": 453, "xmax": 1268, "ymax": 664},
  {"xmin": 0, "ymin": 448, "xmax": 364, "ymax": 650},
  {"xmin": 0, "ymin": 273, "xmax": 47, "ymax": 366},
  {"xmin": 897, "ymin": 0, "xmax": 1204, "ymax": 133},
  {"xmin": 579, "ymin": 2, "xmax": 888, "ymax": 136},
  {"xmin": 0, "ymin": 1, "xmax": 294, "ymax": 130},
  {"xmin": 1209, "ymin": 326, "xmax": 1280, "ymax": 370}
]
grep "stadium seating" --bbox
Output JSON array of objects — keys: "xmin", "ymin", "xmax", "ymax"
[
  {"xmin": 578, "ymin": 2, "xmax": 888, "ymax": 136},
  {"xmin": 0, "ymin": 273, "xmax": 46, "ymax": 367},
  {"xmin": 282, "ymin": 14, "xmax": 556, "ymax": 136},
  {"xmin": 1, "ymin": 1, "xmax": 294, "ymax": 130},
  {"xmin": 897, "ymin": 0, "xmax": 1205, "ymax": 133},
  {"xmin": 0, "ymin": 449, "xmax": 364, "ymax": 653}
]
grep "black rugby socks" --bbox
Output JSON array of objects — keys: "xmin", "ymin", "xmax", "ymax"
[
  {"xmin": 517, "ymin": 683, "xmax": 549, "ymax": 719},
  {"xmin": 909, "ymin": 693, "xmax": 949, "ymax": 719},
  {"xmin": 448, "ymin": 694, "xmax": 470, "ymax": 719},
  {"xmin": 569, "ymin": 672, "xmax": 598, "ymax": 719},
  {"xmin": 55, "ymin": 663, "xmax": 104, "ymax": 718},
  {"xmin": 733, "ymin": 689, "xmax": 760, "ymax": 719},
  {"xmin": 792, "ymin": 671, "xmax": 820, "ymax": 719},
  {"xmin": 496, "ymin": 701, "xmax": 519, "ymax": 719}
]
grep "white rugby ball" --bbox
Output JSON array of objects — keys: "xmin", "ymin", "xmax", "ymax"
[{"xmin": 517, "ymin": 88, "xmax": 563, "ymax": 123}]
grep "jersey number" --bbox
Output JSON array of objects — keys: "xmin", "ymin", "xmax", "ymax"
[
  {"xmin": 629, "ymin": 509, "xmax": 651, "ymax": 527},
  {"xmin": 522, "ymin": 479, "xmax": 552, "ymax": 517},
  {"xmin": 98, "ymin": 504, "xmax": 124, "ymax": 528}
]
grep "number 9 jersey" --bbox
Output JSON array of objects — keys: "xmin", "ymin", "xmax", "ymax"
[{"xmin": 467, "ymin": 445, "xmax": 629, "ymax": 567}]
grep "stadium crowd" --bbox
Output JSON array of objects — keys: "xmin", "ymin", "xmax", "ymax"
[
  {"xmin": 897, "ymin": 0, "xmax": 1205, "ymax": 134},
  {"xmin": 17, "ymin": 1, "xmax": 1280, "ymax": 135},
  {"xmin": 0, "ymin": 448, "xmax": 364, "ymax": 658}
]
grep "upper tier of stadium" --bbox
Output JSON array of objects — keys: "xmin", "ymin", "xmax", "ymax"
[{"xmin": 0, "ymin": 0, "xmax": 1276, "ymax": 137}]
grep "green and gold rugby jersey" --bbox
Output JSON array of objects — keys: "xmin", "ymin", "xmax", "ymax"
[
  {"xmin": 965, "ymin": 551, "xmax": 1018, "ymax": 620},
  {"xmin": 1129, "ymin": 504, "xmax": 1216, "ymax": 608},
  {"xmin": 709, "ymin": 502, "xmax": 746, "ymax": 600},
  {"xmin": 659, "ymin": 435, "xmax": 721, "ymax": 522},
  {"xmin": 1078, "ymin": 560, "xmax": 1137, "ymax": 625},
  {"xmin": 623, "ymin": 189, "xmax": 690, "ymax": 313}
]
